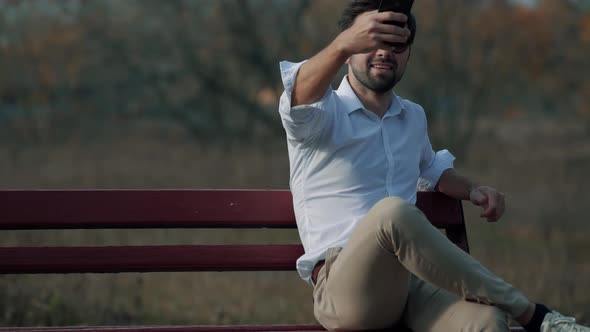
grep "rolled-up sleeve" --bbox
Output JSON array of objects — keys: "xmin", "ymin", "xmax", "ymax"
[
  {"xmin": 418, "ymin": 120, "xmax": 455, "ymax": 191},
  {"xmin": 278, "ymin": 60, "xmax": 334, "ymax": 145}
]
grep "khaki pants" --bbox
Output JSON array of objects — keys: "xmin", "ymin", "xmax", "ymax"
[{"xmin": 313, "ymin": 197, "xmax": 530, "ymax": 331}]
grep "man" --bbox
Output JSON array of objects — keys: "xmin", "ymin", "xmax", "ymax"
[{"xmin": 277, "ymin": 1, "xmax": 589, "ymax": 331}]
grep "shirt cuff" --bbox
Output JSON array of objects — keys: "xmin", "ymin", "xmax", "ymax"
[
  {"xmin": 419, "ymin": 149, "xmax": 456, "ymax": 191},
  {"xmin": 280, "ymin": 60, "xmax": 307, "ymax": 105},
  {"xmin": 279, "ymin": 59, "xmax": 332, "ymax": 124}
]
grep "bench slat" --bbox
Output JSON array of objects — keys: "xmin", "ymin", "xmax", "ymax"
[
  {"xmin": 0, "ymin": 191, "xmax": 463, "ymax": 230},
  {"xmin": 0, "ymin": 245, "xmax": 304, "ymax": 274},
  {"xmin": 0, "ymin": 326, "xmax": 326, "ymax": 332},
  {"xmin": 0, "ymin": 327, "xmax": 325, "ymax": 332},
  {"xmin": 0, "ymin": 325, "xmax": 525, "ymax": 331},
  {"xmin": 0, "ymin": 190, "xmax": 296, "ymax": 229}
]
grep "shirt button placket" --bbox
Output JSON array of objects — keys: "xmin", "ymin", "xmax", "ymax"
[{"xmin": 381, "ymin": 118, "xmax": 395, "ymax": 195}]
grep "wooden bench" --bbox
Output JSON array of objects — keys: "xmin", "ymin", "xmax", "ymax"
[{"xmin": 0, "ymin": 190, "xmax": 523, "ymax": 331}]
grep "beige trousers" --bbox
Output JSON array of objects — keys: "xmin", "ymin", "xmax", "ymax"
[{"xmin": 313, "ymin": 197, "xmax": 530, "ymax": 331}]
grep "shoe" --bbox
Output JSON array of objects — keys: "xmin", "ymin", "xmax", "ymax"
[{"xmin": 541, "ymin": 311, "xmax": 590, "ymax": 332}]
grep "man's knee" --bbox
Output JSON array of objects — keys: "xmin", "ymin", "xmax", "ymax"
[
  {"xmin": 466, "ymin": 305, "xmax": 510, "ymax": 332},
  {"xmin": 371, "ymin": 196, "xmax": 423, "ymax": 231}
]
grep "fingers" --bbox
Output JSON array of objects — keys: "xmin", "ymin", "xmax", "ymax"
[
  {"xmin": 358, "ymin": 11, "xmax": 411, "ymax": 49},
  {"xmin": 341, "ymin": 11, "xmax": 410, "ymax": 54},
  {"xmin": 374, "ymin": 13, "xmax": 410, "ymax": 37},
  {"xmin": 478, "ymin": 188, "xmax": 505, "ymax": 222},
  {"xmin": 374, "ymin": 23, "xmax": 410, "ymax": 48},
  {"xmin": 480, "ymin": 192, "xmax": 497, "ymax": 220},
  {"xmin": 375, "ymin": 32, "xmax": 409, "ymax": 47},
  {"xmin": 470, "ymin": 189, "xmax": 487, "ymax": 206},
  {"xmin": 375, "ymin": 11, "xmax": 408, "ymax": 26}
]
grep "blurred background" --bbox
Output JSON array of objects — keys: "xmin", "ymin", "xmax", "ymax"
[{"xmin": 1, "ymin": 0, "xmax": 589, "ymax": 327}]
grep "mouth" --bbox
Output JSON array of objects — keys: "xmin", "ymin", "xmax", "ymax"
[{"xmin": 370, "ymin": 63, "xmax": 395, "ymax": 72}]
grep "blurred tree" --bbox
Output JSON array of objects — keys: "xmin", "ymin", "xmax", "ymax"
[
  {"xmin": 76, "ymin": 0, "xmax": 319, "ymax": 142},
  {"xmin": 0, "ymin": 0, "xmax": 588, "ymax": 148},
  {"xmin": 399, "ymin": 0, "xmax": 590, "ymax": 156},
  {"xmin": 403, "ymin": 0, "xmax": 522, "ymax": 157}
]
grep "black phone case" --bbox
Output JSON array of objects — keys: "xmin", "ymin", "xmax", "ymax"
[{"xmin": 378, "ymin": 0, "xmax": 414, "ymax": 27}]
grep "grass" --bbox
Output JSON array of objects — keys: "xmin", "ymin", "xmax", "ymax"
[{"xmin": 0, "ymin": 122, "xmax": 589, "ymax": 326}]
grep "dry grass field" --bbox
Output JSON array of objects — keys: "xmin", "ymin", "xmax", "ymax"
[{"xmin": 1, "ymin": 120, "xmax": 589, "ymax": 327}]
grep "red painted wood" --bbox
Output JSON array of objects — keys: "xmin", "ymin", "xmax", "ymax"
[
  {"xmin": 415, "ymin": 191, "xmax": 463, "ymax": 227},
  {"xmin": 0, "ymin": 190, "xmax": 462, "ymax": 230},
  {"xmin": 445, "ymin": 227, "xmax": 470, "ymax": 253},
  {"xmin": 0, "ymin": 325, "xmax": 525, "ymax": 331},
  {"xmin": 442, "ymin": 203, "xmax": 470, "ymax": 253},
  {"xmin": 0, "ymin": 190, "xmax": 296, "ymax": 229},
  {"xmin": 0, "ymin": 326, "xmax": 326, "ymax": 332},
  {"xmin": 0, "ymin": 245, "xmax": 304, "ymax": 274}
]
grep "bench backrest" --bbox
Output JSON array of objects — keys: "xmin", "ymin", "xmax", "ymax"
[{"xmin": 0, "ymin": 190, "xmax": 467, "ymax": 274}]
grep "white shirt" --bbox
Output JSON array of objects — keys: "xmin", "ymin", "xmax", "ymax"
[{"xmin": 278, "ymin": 60, "xmax": 455, "ymax": 284}]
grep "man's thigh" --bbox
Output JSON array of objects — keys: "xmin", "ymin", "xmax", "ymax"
[
  {"xmin": 314, "ymin": 198, "xmax": 413, "ymax": 330},
  {"xmin": 404, "ymin": 276, "xmax": 511, "ymax": 332}
]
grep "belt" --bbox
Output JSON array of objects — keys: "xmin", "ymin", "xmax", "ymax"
[{"xmin": 311, "ymin": 260, "xmax": 325, "ymax": 284}]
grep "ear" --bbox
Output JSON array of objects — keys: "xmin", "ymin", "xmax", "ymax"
[{"xmin": 345, "ymin": 57, "xmax": 351, "ymax": 65}]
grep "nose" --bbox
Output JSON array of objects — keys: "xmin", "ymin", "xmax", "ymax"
[
  {"xmin": 375, "ymin": 48, "xmax": 394, "ymax": 60},
  {"xmin": 376, "ymin": 46, "xmax": 395, "ymax": 55}
]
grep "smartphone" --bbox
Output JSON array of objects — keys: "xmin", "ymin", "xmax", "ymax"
[
  {"xmin": 378, "ymin": 0, "xmax": 414, "ymax": 28},
  {"xmin": 378, "ymin": 0, "xmax": 414, "ymax": 47}
]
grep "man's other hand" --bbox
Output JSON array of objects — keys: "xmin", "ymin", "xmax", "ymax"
[{"xmin": 469, "ymin": 186, "xmax": 505, "ymax": 222}]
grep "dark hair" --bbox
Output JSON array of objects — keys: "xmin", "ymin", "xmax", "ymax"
[{"xmin": 338, "ymin": 0, "xmax": 417, "ymax": 45}]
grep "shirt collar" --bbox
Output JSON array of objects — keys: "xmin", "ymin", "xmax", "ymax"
[{"xmin": 336, "ymin": 75, "xmax": 405, "ymax": 118}]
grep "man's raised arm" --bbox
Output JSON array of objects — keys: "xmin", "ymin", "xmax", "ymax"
[{"xmin": 291, "ymin": 10, "xmax": 410, "ymax": 107}]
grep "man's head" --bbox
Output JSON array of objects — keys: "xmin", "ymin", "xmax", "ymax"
[{"xmin": 339, "ymin": 0, "xmax": 417, "ymax": 93}]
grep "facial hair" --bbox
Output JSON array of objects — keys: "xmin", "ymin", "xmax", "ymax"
[{"xmin": 351, "ymin": 60, "xmax": 399, "ymax": 93}]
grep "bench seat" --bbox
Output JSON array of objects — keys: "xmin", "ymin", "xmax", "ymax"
[
  {"xmin": 1, "ymin": 325, "xmax": 525, "ymax": 331},
  {"xmin": 0, "ymin": 190, "xmax": 523, "ymax": 331}
]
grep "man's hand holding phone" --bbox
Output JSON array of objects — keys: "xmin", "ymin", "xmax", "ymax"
[
  {"xmin": 378, "ymin": 0, "xmax": 414, "ymax": 47},
  {"xmin": 378, "ymin": 0, "xmax": 414, "ymax": 26},
  {"xmin": 334, "ymin": 10, "xmax": 410, "ymax": 56}
]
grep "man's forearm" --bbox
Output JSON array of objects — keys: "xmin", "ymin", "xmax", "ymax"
[
  {"xmin": 435, "ymin": 168, "xmax": 478, "ymax": 201},
  {"xmin": 291, "ymin": 40, "xmax": 350, "ymax": 107}
]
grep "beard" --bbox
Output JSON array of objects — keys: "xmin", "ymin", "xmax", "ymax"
[{"xmin": 351, "ymin": 61, "xmax": 400, "ymax": 93}]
